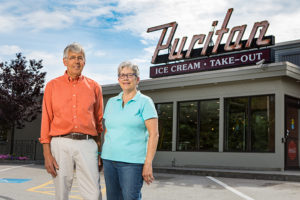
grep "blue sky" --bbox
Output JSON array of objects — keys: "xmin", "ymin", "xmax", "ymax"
[{"xmin": 0, "ymin": 0, "xmax": 300, "ymax": 86}]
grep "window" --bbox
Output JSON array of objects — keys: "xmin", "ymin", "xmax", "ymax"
[
  {"xmin": 156, "ymin": 103, "xmax": 173, "ymax": 151},
  {"xmin": 199, "ymin": 100, "xmax": 219, "ymax": 151},
  {"xmin": 177, "ymin": 101, "xmax": 198, "ymax": 151},
  {"xmin": 251, "ymin": 96, "xmax": 275, "ymax": 152},
  {"xmin": 224, "ymin": 97, "xmax": 248, "ymax": 151},
  {"xmin": 224, "ymin": 95, "xmax": 275, "ymax": 152},
  {"xmin": 177, "ymin": 99, "xmax": 219, "ymax": 151}
]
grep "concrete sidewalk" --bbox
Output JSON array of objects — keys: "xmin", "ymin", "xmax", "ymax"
[
  {"xmin": 2, "ymin": 160, "xmax": 300, "ymax": 182},
  {"xmin": 154, "ymin": 166, "xmax": 300, "ymax": 182}
]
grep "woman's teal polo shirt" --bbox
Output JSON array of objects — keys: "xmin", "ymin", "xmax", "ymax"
[{"xmin": 101, "ymin": 91, "xmax": 158, "ymax": 164}]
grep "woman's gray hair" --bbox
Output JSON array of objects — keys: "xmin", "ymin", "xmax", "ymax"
[
  {"xmin": 63, "ymin": 42, "xmax": 85, "ymax": 59},
  {"xmin": 118, "ymin": 61, "xmax": 140, "ymax": 77}
]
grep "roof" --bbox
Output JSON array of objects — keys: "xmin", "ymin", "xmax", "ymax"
[{"xmin": 102, "ymin": 61, "xmax": 300, "ymax": 95}]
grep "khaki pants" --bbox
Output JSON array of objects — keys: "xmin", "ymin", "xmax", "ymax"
[{"xmin": 50, "ymin": 137, "xmax": 102, "ymax": 200}]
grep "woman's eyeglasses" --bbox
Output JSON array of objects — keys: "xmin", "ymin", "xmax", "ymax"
[{"xmin": 118, "ymin": 73, "xmax": 137, "ymax": 79}]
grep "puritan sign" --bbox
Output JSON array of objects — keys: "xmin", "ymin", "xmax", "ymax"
[
  {"xmin": 147, "ymin": 8, "xmax": 275, "ymax": 78},
  {"xmin": 150, "ymin": 48, "xmax": 273, "ymax": 78}
]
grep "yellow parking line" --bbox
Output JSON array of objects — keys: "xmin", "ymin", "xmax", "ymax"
[
  {"xmin": 27, "ymin": 180, "xmax": 106, "ymax": 199},
  {"xmin": 27, "ymin": 180, "xmax": 55, "ymax": 195},
  {"xmin": 68, "ymin": 195, "xmax": 83, "ymax": 200}
]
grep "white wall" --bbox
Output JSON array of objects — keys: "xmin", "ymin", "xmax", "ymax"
[{"xmin": 143, "ymin": 77, "xmax": 292, "ymax": 170}]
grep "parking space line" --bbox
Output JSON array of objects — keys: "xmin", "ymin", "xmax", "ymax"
[
  {"xmin": 207, "ymin": 176, "xmax": 255, "ymax": 200},
  {"xmin": 27, "ymin": 180, "xmax": 83, "ymax": 199},
  {"xmin": 0, "ymin": 164, "xmax": 34, "ymax": 173},
  {"xmin": 27, "ymin": 180, "xmax": 56, "ymax": 195},
  {"xmin": 27, "ymin": 180, "xmax": 106, "ymax": 200}
]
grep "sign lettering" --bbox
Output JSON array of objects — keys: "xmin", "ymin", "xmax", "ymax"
[
  {"xmin": 150, "ymin": 48, "xmax": 273, "ymax": 78},
  {"xmin": 147, "ymin": 8, "xmax": 275, "ymax": 64}
]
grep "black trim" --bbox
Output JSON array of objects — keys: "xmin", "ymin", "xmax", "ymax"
[
  {"xmin": 177, "ymin": 98, "xmax": 219, "ymax": 152},
  {"xmin": 224, "ymin": 94, "xmax": 275, "ymax": 153}
]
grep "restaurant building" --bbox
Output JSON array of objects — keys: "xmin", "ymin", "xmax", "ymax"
[{"xmin": 102, "ymin": 39, "xmax": 300, "ymax": 171}]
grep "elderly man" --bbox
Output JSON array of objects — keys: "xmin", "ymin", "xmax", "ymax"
[{"xmin": 39, "ymin": 43, "xmax": 103, "ymax": 200}]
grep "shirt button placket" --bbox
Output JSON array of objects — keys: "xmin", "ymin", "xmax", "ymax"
[{"xmin": 72, "ymin": 84, "xmax": 78, "ymax": 129}]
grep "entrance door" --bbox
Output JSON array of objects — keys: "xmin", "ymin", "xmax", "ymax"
[{"xmin": 285, "ymin": 96, "xmax": 300, "ymax": 169}]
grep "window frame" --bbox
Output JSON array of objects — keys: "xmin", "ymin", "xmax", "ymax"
[
  {"xmin": 155, "ymin": 102, "xmax": 174, "ymax": 151},
  {"xmin": 177, "ymin": 98, "xmax": 220, "ymax": 152},
  {"xmin": 223, "ymin": 94, "xmax": 275, "ymax": 153}
]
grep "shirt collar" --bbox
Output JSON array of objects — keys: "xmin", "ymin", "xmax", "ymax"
[
  {"xmin": 117, "ymin": 91, "xmax": 141, "ymax": 101},
  {"xmin": 132, "ymin": 91, "xmax": 141, "ymax": 101},
  {"xmin": 63, "ymin": 71, "xmax": 84, "ymax": 83},
  {"xmin": 116, "ymin": 92, "xmax": 123, "ymax": 100}
]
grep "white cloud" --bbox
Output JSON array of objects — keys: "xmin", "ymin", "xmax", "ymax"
[
  {"xmin": 94, "ymin": 50, "xmax": 106, "ymax": 57},
  {"xmin": 0, "ymin": 16, "xmax": 18, "ymax": 33},
  {"xmin": 26, "ymin": 51, "xmax": 60, "ymax": 66},
  {"xmin": 84, "ymin": 62, "xmax": 118, "ymax": 85},
  {"xmin": 0, "ymin": 1, "xmax": 115, "ymax": 32},
  {"xmin": 267, "ymin": 9, "xmax": 300, "ymax": 42},
  {"xmin": 84, "ymin": 44, "xmax": 107, "ymax": 58},
  {"xmin": 23, "ymin": 11, "xmax": 73, "ymax": 31},
  {"xmin": 140, "ymin": 40, "xmax": 148, "ymax": 45},
  {"xmin": 0, "ymin": 1, "xmax": 23, "ymax": 32},
  {"xmin": 0, "ymin": 45, "xmax": 22, "ymax": 55},
  {"xmin": 69, "ymin": 6, "xmax": 114, "ymax": 20},
  {"xmin": 114, "ymin": 0, "xmax": 228, "ymax": 39},
  {"xmin": 1, "ymin": 0, "xmax": 299, "ymax": 44},
  {"xmin": 113, "ymin": 0, "xmax": 300, "ymax": 44},
  {"xmin": 144, "ymin": 46, "xmax": 156, "ymax": 55},
  {"xmin": 131, "ymin": 58, "xmax": 148, "ymax": 64},
  {"xmin": 0, "ymin": 11, "xmax": 72, "ymax": 32},
  {"xmin": 85, "ymin": 71, "xmax": 117, "ymax": 85}
]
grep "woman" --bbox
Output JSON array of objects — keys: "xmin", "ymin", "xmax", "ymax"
[{"xmin": 101, "ymin": 61, "xmax": 159, "ymax": 200}]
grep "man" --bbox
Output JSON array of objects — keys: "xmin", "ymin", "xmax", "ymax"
[{"xmin": 39, "ymin": 43, "xmax": 103, "ymax": 200}]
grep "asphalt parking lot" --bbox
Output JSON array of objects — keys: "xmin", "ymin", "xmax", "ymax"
[{"xmin": 1, "ymin": 163, "xmax": 300, "ymax": 200}]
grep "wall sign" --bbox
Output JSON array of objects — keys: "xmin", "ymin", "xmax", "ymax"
[
  {"xmin": 147, "ymin": 8, "xmax": 275, "ymax": 71},
  {"xmin": 288, "ymin": 140, "xmax": 297, "ymax": 161},
  {"xmin": 150, "ymin": 48, "xmax": 273, "ymax": 78}
]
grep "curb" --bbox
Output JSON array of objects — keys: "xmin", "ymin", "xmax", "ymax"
[
  {"xmin": 0, "ymin": 160, "xmax": 44, "ymax": 165},
  {"xmin": 153, "ymin": 167, "xmax": 300, "ymax": 182}
]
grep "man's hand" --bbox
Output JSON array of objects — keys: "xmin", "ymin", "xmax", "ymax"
[
  {"xmin": 44, "ymin": 153, "xmax": 59, "ymax": 177},
  {"xmin": 142, "ymin": 162, "xmax": 154, "ymax": 185},
  {"xmin": 94, "ymin": 134, "xmax": 103, "ymax": 172},
  {"xmin": 43, "ymin": 143, "xmax": 59, "ymax": 177}
]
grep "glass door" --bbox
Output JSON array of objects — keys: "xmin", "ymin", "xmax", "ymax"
[{"xmin": 285, "ymin": 96, "xmax": 300, "ymax": 169}]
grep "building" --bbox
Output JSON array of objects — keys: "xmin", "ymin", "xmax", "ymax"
[{"xmin": 102, "ymin": 39, "xmax": 300, "ymax": 171}]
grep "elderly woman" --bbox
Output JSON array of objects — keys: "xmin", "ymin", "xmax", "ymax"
[{"xmin": 101, "ymin": 61, "xmax": 159, "ymax": 200}]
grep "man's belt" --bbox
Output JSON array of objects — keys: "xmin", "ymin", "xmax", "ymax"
[{"xmin": 56, "ymin": 133, "xmax": 93, "ymax": 140}]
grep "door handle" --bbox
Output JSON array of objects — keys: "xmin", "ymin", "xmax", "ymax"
[
  {"xmin": 282, "ymin": 129, "xmax": 290, "ymax": 143},
  {"xmin": 286, "ymin": 129, "xmax": 290, "ymax": 138}
]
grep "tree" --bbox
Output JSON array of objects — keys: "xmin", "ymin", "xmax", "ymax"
[{"xmin": 0, "ymin": 53, "xmax": 46, "ymax": 154}]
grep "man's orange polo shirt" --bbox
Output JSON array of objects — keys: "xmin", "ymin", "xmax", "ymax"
[{"xmin": 39, "ymin": 72, "xmax": 103, "ymax": 144}]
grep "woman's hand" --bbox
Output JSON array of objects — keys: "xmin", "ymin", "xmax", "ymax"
[
  {"xmin": 142, "ymin": 162, "xmax": 154, "ymax": 185},
  {"xmin": 98, "ymin": 156, "xmax": 103, "ymax": 172},
  {"xmin": 143, "ymin": 118, "xmax": 159, "ymax": 185}
]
